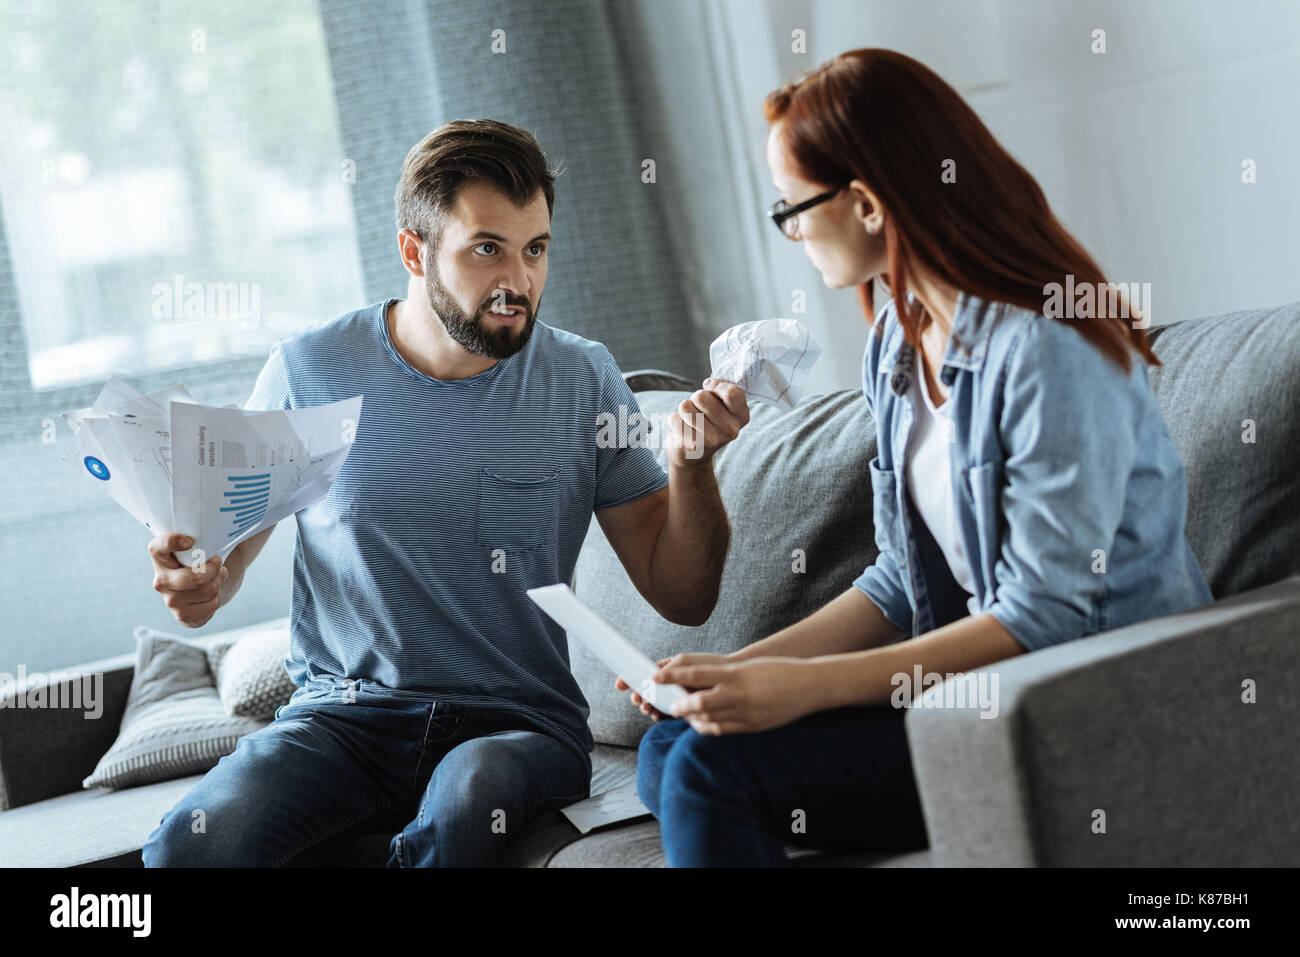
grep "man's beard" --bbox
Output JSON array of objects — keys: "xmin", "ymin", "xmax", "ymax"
[{"xmin": 424, "ymin": 267, "xmax": 538, "ymax": 360}]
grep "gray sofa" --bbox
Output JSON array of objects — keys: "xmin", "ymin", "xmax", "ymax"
[{"xmin": 2, "ymin": 302, "xmax": 1297, "ymax": 867}]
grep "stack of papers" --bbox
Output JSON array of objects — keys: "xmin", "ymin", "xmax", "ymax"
[{"xmin": 62, "ymin": 375, "xmax": 363, "ymax": 568}]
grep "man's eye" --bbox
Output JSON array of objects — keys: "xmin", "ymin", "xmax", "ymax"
[
  {"xmin": 528, "ymin": 243, "xmax": 546, "ymax": 257},
  {"xmin": 473, "ymin": 242, "xmax": 497, "ymax": 255}
]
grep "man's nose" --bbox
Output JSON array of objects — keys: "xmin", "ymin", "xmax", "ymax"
[{"xmin": 496, "ymin": 257, "xmax": 530, "ymax": 294}]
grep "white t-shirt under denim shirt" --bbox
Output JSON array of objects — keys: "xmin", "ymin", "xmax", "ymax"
[{"xmin": 903, "ymin": 362, "xmax": 982, "ymax": 618}]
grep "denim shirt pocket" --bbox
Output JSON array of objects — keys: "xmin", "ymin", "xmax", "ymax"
[
  {"xmin": 960, "ymin": 460, "xmax": 1004, "ymax": 600},
  {"xmin": 868, "ymin": 455, "xmax": 902, "ymax": 560}
]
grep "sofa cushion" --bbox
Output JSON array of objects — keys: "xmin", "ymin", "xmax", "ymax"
[
  {"xmin": 0, "ymin": 773, "xmax": 204, "ymax": 867},
  {"xmin": 82, "ymin": 627, "xmax": 268, "ymax": 789},
  {"xmin": 573, "ymin": 385, "xmax": 879, "ymax": 747},
  {"xmin": 544, "ymin": 819, "xmax": 933, "ymax": 867},
  {"xmin": 1145, "ymin": 302, "xmax": 1300, "ymax": 598}
]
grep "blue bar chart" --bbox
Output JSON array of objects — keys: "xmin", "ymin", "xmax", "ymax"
[{"xmin": 219, "ymin": 472, "xmax": 272, "ymax": 540}]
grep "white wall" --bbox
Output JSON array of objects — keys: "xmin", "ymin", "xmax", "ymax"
[{"xmin": 728, "ymin": 0, "xmax": 1300, "ymax": 394}]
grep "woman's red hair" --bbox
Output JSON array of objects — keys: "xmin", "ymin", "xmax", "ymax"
[{"xmin": 763, "ymin": 48, "xmax": 1158, "ymax": 372}]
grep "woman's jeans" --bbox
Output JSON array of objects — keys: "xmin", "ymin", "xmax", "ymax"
[
  {"xmin": 637, "ymin": 706, "xmax": 928, "ymax": 867},
  {"xmin": 141, "ymin": 679, "xmax": 591, "ymax": 867}
]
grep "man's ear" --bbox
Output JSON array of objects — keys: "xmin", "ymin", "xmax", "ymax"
[
  {"xmin": 397, "ymin": 228, "xmax": 427, "ymax": 278},
  {"xmin": 848, "ymin": 178, "xmax": 886, "ymax": 234}
]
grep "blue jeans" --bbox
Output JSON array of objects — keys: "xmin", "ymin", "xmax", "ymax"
[
  {"xmin": 636, "ymin": 707, "xmax": 928, "ymax": 866},
  {"xmin": 142, "ymin": 679, "xmax": 591, "ymax": 867}
]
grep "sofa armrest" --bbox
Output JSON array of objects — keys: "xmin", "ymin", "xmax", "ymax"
[
  {"xmin": 0, "ymin": 651, "xmax": 135, "ymax": 810},
  {"xmin": 905, "ymin": 575, "xmax": 1300, "ymax": 866}
]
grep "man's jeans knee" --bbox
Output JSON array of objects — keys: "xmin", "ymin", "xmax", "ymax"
[
  {"xmin": 389, "ymin": 727, "xmax": 589, "ymax": 867},
  {"xmin": 142, "ymin": 696, "xmax": 404, "ymax": 867}
]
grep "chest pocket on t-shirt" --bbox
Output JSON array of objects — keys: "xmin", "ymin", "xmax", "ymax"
[{"xmin": 475, "ymin": 466, "xmax": 562, "ymax": 548}]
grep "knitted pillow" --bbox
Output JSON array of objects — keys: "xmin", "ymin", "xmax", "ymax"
[{"xmin": 205, "ymin": 620, "xmax": 295, "ymax": 719}]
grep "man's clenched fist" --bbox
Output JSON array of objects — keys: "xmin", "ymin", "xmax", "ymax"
[
  {"xmin": 666, "ymin": 378, "xmax": 750, "ymax": 468},
  {"xmin": 148, "ymin": 533, "xmax": 228, "ymax": 628}
]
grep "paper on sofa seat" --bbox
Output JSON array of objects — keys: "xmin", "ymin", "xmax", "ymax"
[
  {"xmin": 559, "ymin": 781, "xmax": 653, "ymax": 834},
  {"xmin": 62, "ymin": 376, "xmax": 363, "ymax": 568},
  {"xmin": 708, "ymin": 318, "xmax": 822, "ymax": 410}
]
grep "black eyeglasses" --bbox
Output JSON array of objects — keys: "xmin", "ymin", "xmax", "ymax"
[{"xmin": 767, "ymin": 187, "xmax": 843, "ymax": 240}]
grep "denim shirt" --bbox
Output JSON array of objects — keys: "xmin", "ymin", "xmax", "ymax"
[{"xmin": 853, "ymin": 292, "xmax": 1214, "ymax": 651}]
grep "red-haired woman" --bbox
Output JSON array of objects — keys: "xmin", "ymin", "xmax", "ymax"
[{"xmin": 620, "ymin": 48, "xmax": 1213, "ymax": 866}]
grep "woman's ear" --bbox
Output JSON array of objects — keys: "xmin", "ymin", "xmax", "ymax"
[{"xmin": 849, "ymin": 178, "xmax": 885, "ymax": 234}]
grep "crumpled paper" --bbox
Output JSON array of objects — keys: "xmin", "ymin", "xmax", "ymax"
[{"xmin": 708, "ymin": 319, "xmax": 823, "ymax": 411}]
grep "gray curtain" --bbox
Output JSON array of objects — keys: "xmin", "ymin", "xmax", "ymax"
[{"xmin": 318, "ymin": 0, "xmax": 750, "ymax": 380}]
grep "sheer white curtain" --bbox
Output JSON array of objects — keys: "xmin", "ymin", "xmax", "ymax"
[{"xmin": 0, "ymin": 0, "xmax": 362, "ymax": 671}]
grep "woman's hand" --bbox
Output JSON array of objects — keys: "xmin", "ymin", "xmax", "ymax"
[
  {"xmin": 614, "ymin": 652, "xmax": 734, "ymax": 721},
  {"xmin": 652, "ymin": 656, "xmax": 824, "ymax": 735}
]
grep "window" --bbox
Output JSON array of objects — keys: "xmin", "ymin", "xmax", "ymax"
[{"xmin": 0, "ymin": 0, "xmax": 363, "ymax": 390}]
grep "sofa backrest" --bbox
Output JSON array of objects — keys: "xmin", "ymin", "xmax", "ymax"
[{"xmin": 1145, "ymin": 301, "xmax": 1300, "ymax": 598}]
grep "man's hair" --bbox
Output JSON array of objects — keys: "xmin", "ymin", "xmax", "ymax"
[{"xmin": 394, "ymin": 119, "xmax": 557, "ymax": 253}]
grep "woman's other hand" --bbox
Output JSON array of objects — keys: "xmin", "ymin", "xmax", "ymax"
[{"xmin": 615, "ymin": 652, "xmax": 735, "ymax": 721}]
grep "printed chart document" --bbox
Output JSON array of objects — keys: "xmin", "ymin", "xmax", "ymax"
[
  {"xmin": 170, "ymin": 395, "xmax": 363, "ymax": 566},
  {"xmin": 62, "ymin": 377, "xmax": 199, "ymax": 535},
  {"xmin": 62, "ymin": 376, "xmax": 362, "ymax": 567}
]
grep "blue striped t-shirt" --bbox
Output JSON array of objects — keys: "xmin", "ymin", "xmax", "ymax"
[{"xmin": 244, "ymin": 298, "xmax": 669, "ymax": 760}]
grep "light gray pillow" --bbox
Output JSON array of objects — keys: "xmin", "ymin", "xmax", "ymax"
[
  {"xmin": 205, "ymin": 621, "xmax": 295, "ymax": 719},
  {"xmin": 82, "ymin": 627, "xmax": 267, "ymax": 790},
  {"xmin": 572, "ymin": 384, "xmax": 882, "ymax": 747}
]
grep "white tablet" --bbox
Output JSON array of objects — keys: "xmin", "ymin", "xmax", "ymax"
[{"xmin": 527, "ymin": 583, "xmax": 687, "ymax": 714}]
